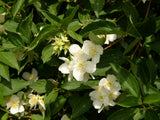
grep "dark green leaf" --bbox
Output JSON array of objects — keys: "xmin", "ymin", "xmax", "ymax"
[
  {"xmin": 0, "ymin": 88, "xmax": 5, "ymax": 106},
  {"xmin": 89, "ymin": 32, "xmax": 105, "ymax": 45},
  {"xmin": 50, "ymin": 95, "xmax": 67, "ymax": 116},
  {"xmin": 61, "ymin": 81, "xmax": 82, "ymax": 90},
  {"xmin": 0, "ymin": 51, "xmax": 19, "ymax": 70},
  {"xmin": 61, "ymin": 5, "xmax": 79, "ymax": 29},
  {"xmin": 12, "ymin": 0, "xmax": 25, "ymax": 18},
  {"xmin": 69, "ymin": 94, "xmax": 92, "ymax": 118},
  {"xmin": 8, "ymin": 32, "xmax": 24, "ymax": 46},
  {"xmin": 110, "ymin": 63, "xmax": 140, "ymax": 97},
  {"xmin": 89, "ymin": 0, "xmax": 105, "ymax": 18},
  {"xmin": 3, "ymin": 20, "xmax": 18, "ymax": 33},
  {"xmin": 41, "ymin": 44, "xmax": 53, "ymax": 63},
  {"xmin": 0, "ymin": 63, "xmax": 9, "ymax": 81},
  {"xmin": 145, "ymin": 110, "xmax": 159, "ymax": 120},
  {"xmin": 1, "ymin": 113, "xmax": 8, "ymax": 120},
  {"xmin": 108, "ymin": 108, "xmax": 136, "ymax": 120},
  {"xmin": 67, "ymin": 30, "xmax": 83, "ymax": 44},
  {"xmin": 44, "ymin": 90, "xmax": 58, "ymax": 106},
  {"xmin": 29, "ymin": 80, "xmax": 47, "ymax": 94},
  {"xmin": 30, "ymin": 114, "xmax": 43, "ymax": 120},
  {"xmin": 0, "ymin": 78, "xmax": 29, "ymax": 96},
  {"xmin": 28, "ymin": 25, "xmax": 60, "ymax": 51},
  {"xmin": 67, "ymin": 21, "xmax": 81, "ymax": 31},
  {"xmin": 41, "ymin": 10, "xmax": 61, "ymax": 26},
  {"xmin": 143, "ymin": 93, "xmax": 160, "ymax": 104},
  {"xmin": 17, "ymin": 12, "xmax": 33, "ymax": 44}
]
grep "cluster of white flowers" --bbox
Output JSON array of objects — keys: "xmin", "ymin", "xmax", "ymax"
[
  {"xmin": 58, "ymin": 40, "xmax": 103, "ymax": 82},
  {"xmin": 5, "ymin": 68, "xmax": 45, "ymax": 115},
  {"xmin": 89, "ymin": 74, "xmax": 121, "ymax": 113}
]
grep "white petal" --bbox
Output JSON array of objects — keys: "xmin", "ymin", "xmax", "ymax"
[
  {"xmin": 32, "ymin": 68, "xmax": 38, "ymax": 78},
  {"xmin": 58, "ymin": 63, "xmax": 70, "ymax": 74},
  {"xmin": 86, "ymin": 61, "xmax": 96, "ymax": 73},
  {"xmin": 59, "ymin": 57, "xmax": 69, "ymax": 62},
  {"xmin": 18, "ymin": 105, "xmax": 24, "ymax": 113},
  {"xmin": 61, "ymin": 114, "xmax": 69, "ymax": 120},
  {"xmin": 69, "ymin": 44, "xmax": 82, "ymax": 55},
  {"xmin": 10, "ymin": 106, "xmax": 19, "ymax": 114},
  {"xmin": 92, "ymin": 55, "xmax": 100, "ymax": 63},
  {"xmin": 73, "ymin": 69, "xmax": 85, "ymax": 81},
  {"xmin": 22, "ymin": 72, "xmax": 30, "ymax": 81},
  {"xmin": 142, "ymin": 0, "xmax": 146, "ymax": 3},
  {"xmin": 93, "ymin": 100, "xmax": 103, "ymax": 109}
]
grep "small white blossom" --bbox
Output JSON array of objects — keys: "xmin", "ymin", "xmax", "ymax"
[
  {"xmin": 89, "ymin": 86, "xmax": 110, "ymax": 113},
  {"xmin": 82, "ymin": 40, "xmax": 103, "ymax": 63},
  {"xmin": 61, "ymin": 114, "xmax": 70, "ymax": 120},
  {"xmin": 28, "ymin": 94, "xmax": 45, "ymax": 110},
  {"xmin": 105, "ymin": 34, "xmax": 117, "ymax": 44},
  {"xmin": 69, "ymin": 44, "xmax": 87, "ymax": 57},
  {"xmin": 22, "ymin": 68, "xmax": 38, "ymax": 83},
  {"xmin": 71, "ymin": 54, "xmax": 96, "ymax": 82},
  {"xmin": 0, "ymin": 24, "xmax": 5, "ymax": 34},
  {"xmin": 6, "ymin": 93, "xmax": 25, "ymax": 114},
  {"xmin": 99, "ymin": 74, "xmax": 121, "ymax": 91}
]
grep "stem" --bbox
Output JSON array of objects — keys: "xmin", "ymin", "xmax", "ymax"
[
  {"xmin": 104, "ymin": 35, "xmax": 126, "ymax": 50},
  {"xmin": 145, "ymin": 0, "xmax": 151, "ymax": 19}
]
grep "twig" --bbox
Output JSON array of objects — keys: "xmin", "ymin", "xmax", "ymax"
[
  {"xmin": 145, "ymin": 0, "xmax": 151, "ymax": 19},
  {"xmin": 130, "ymin": 39, "xmax": 142, "ymax": 59},
  {"xmin": 104, "ymin": 35, "xmax": 126, "ymax": 50}
]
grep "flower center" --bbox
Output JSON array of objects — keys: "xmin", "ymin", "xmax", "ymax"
[
  {"xmin": 30, "ymin": 96, "xmax": 38, "ymax": 106},
  {"xmin": 11, "ymin": 101, "xmax": 18, "ymax": 109},
  {"xmin": 29, "ymin": 74, "xmax": 35, "ymax": 81},
  {"xmin": 90, "ymin": 46, "xmax": 97, "ymax": 56},
  {"xmin": 106, "ymin": 81, "xmax": 112, "ymax": 87}
]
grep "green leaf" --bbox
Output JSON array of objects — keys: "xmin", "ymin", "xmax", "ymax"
[
  {"xmin": 44, "ymin": 90, "xmax": 58, "ymax": 106},
  {"xmin": 67, "ymin": 30, "xmax": 83, "ymax": 44},
  {"xmin": 69, "ymin": 94, "xmax": 92, "ymax": 118},
  {"xmin": 117, "ymin": 95, "xmax": 141, "ymax": 108},
  {"xmin": 138, "ymin": 16, "xmax": 156, "ymax": 37},
  {"xmin": 150, "ymin": 41, "xmax": 160, "ymax": 54},
  {"xmin": 41, "ymin": 44, "xmax": 53, "ymax": 63},
  {"xmin": 108, "ymin": 108, "xmax": 136, "ymax": 120},
  {"xmin": 50, "ymin": 95, "xmax": 67, "ymax": 116},
  {"xmin": 145, "ymin": 110, "xmax": 159, "ymax": 120},
  {"xmin": 0, "ymin": 1, "xmax": 6, "ymax": 6},
  {"xmin": 29, "ymin": 80, "xmax": 47, "ymax": 94},
  {"xmin": 122, "ymin": 1, "xmax": 139, "ymax": 24},
  {"xmin": 12, "ymin": 0, "xmax": 25, "ymax": 18},
  {"xmin": 110, "ymin": 63, "xmax": 140, "ymax": 97},
  {"xmin": 124, "ymin": 39, "xmax": 139, "ymax": 55},
  {"xmin": 8, "ymin": 32, "xmax": 24, "ymax": 46},
  {"xmin": 61, "ymin": 5, "xmax": 79, "ymax": 29},
  {"xmin": 61, "ymin": 81, "xmax": 82, "ymax": 91},
  {"xmin": 30, "ymin": 114, "xmax": 43, "ymax": 120},
  {"xmin": 80, "ymin": 20, "xmax": 117, "ymax": 37},
  {"xmin": 0, "ymin": 63, "xmax": 9, "ymax": 81},
  {"xmin": 17, "ymin": 12, "xmax": 33, "ymax": 44},
  {"xmin": 89, "ymin": 0, "xmax": 105, "ymax": 18},
  {"xmin": 3, "ymin": 20, "xmax": 18, "ymax": 33},
  {"xmin": 0, "ymin": 51, "xmax": 19, "ymax": 70},
  {"xmin": 41, "ymin": 10, "xmax": 61, "ymax": 26},
  {"xmin": 143, "ymin": 93, "xmax": 160, "ymax": 104},
  {"xmin": 89, "ymin": 31, "xmax": 105, "ymax": 45},
  {"xmin": 0, "ymin": 78, "xmax": 29, "ymax": 96},
  {"xmin": 0, "ymin": 88, "xmax": 5, "ymax": 106},
  {"xmin": 28, "ymin": 25, "xmax": 59, "ymax": 51},
  {"xmin": 1, "ymin": 113, "xmax": 8, "ymax": 120},
  {"xmin": 93, "ymin": 66, "xmax": 111, "ymax": 76},
  {"xmin": 67, "ymin": 21, "xmax": 81, "ymax": 32}
]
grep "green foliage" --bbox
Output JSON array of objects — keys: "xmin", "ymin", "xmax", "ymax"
[{"xmin": 0, "ymin": 0, "xmax": 160, "ymax": 119}]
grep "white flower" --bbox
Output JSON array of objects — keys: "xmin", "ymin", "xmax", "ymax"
[
  {"xmin": 61, "ymin": 114, "xmax": 70, "ymax": 120},
  {"xmin": 99, "ymin": 74, "xmax": 121, "ymax": 91},
  {"xmin": 22, "ymin": 68, "xmax": 38, "ymax": 83},
  {"xmin": 28, "ymin": 94, "xmax": 39, "ymax": 109},
  {"xmin": 38, "ymin": 95, "xmax": 45, "ymax": 110},
  {"xmin": 58, "ymin": 57, "xmax": 73, "ymax": 81},
  {"xmin": 6, "ymin": 94, "xmax": 25, "ymax": 114},
  {"xmin": 71, "ymin": 54, "xmax": 96, "ymax": 82},
  {"xmin": 89, "ymin": 86, "xmax": 109, "ymax": 113},
  {"xmin": 108, "ymin": 91, "xmax": 121, "ymax": 106},
  {"xmin": 105, "ymin": 34, "xmax": 117, "ymax": 44},
  {"xmin": 28, "ymin": 94, "xmax": 45, "ymax": 110},
  {"xmin": 142, "ymin": 0, "xmax": 146, "ymax": 3},
  {"xmin": 82, "ymin": 40, "xmax": 103, "ymax": 63},
  {"xmin": 69, "ymin": 44, "xmax": 87, "ymax": 57}
]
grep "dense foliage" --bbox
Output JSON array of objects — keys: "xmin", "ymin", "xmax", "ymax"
[{"xmin": 0, "ymin": 0, "xmax": 160, "ymax": 119}]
